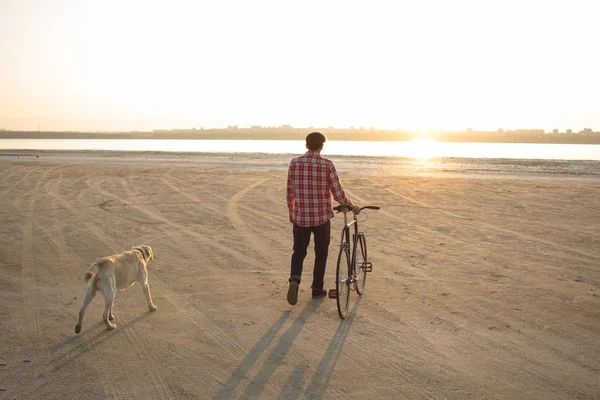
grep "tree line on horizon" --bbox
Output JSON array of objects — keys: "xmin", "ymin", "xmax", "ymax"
[{"xmin": 1, "ymin": 126, "xmax": 599, "ymax": 144}]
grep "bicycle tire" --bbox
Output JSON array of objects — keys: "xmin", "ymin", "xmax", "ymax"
[
  {"xmin": 355, "ymin": 233, "xmax": 368, "ymax": 295},
  {"xmin": 336, "ymin": 244, "xmax": 351, "ymax": 319}
]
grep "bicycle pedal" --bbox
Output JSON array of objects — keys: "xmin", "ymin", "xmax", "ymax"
[
  {"xmin": 328, "ymin": 289, "xmax": 337, "ymax": 299},
  {"xmin": 361, "ymin": 262, "xmax": 373, "ymax": 272}
]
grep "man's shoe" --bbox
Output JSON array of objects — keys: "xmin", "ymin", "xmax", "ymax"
[
  {"xmin": 312, "ymin": 288, "xmax": 327, "ymax": 298},
  {"xmin": 287, "ymin": 281, "xmax": 299, "ymax": 305}
]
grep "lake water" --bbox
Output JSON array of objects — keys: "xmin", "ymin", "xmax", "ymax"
[{"xmin": 0, "ymin": 138, "xmax": 598, "ymax": 161}]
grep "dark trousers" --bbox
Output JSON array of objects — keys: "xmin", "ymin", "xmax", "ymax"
[{"xmin": 290, "ymin": 221, "xmax": 331, "ymax": 290}]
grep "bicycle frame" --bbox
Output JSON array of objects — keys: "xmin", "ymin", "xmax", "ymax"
[
  {"xmin": 331, "ymin": 204, "xmax": 380, "ymax": 317},
  {"xmin": 339, "ymin": 210, "xmax": 360, "ymax": 284}
]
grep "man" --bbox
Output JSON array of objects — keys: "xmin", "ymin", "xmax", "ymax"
[{"xmin": 286, "ymin": 132, "xmax": 360, "ymax": 305}]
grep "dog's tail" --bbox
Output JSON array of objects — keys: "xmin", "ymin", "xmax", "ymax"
[
  {"xmin": 84, "ymin": 271, "xmax": 96, "ymax": 282},
  {"xmin": 84, "ymin": 261, "xmax": 102, "ymax": 283}
]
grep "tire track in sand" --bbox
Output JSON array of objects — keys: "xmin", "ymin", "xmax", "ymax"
[
  {"xmin": 345, "ymin": 186, "xmax": 475, "ymax": 246},
  {"xmin": 224, "ymin": 178, "xmax": 284, "ymax": 266},
  {"xmin": 30, "ymin": 225, "xmax": 120, "ymax": 400},
  {"xmin": 348, "ymin": 182, "xmax": 599, "ymax": 397},
  {"xmin": 86, "ymin": 178, "xmax": 249, "ymax": 359},
  {"xmin": 94, "ymin": 177, "xmax": 264, "ymax": 271},
  {"xmin": 42, "ymin": 179, "xmax": 173, "ymax": 399},
  {"xmin": 162, "ymin": 175, "xmax": 290, "ymax": 254},
  {"xmin": 367, "ymin": 179, "xmax": 598, "ymax": 260},
  {"xmin": 96, "ymin": 175, "xmax": 297, "ymax": 397},
  {"xmin": 108, "ymin": 176, "xmax": 312, "ymax": 396},
  {"xmin": 41, "ymin": 170, "xmax": 162, "ymax": 399},
  {"xmin": 18, "ymin": 166, "xmax": 60, "ymax": 336},
  {"xmin": 12, "ymin": 166, "xmax": 121, "ymax": 399},
  {"xmin": 164, "ymin": 173, "xmax": 556, "ymax": 398},
  {"xmin": 117, "ymin": 316, "xmax": 172, "ymax": 400},
  {"xmin": 35, "ymin": 168, "xmax": 127, "ymax": 399},
  {"xmin": 0, "ymin": 166, "xmax": 34, "ymax": 201},
  {"xmin": 165, "ymin": 174, "xmax": 290, "ymax": 227},
  {"xmin": 21, "ymin": 192, "xmax": 37, "ymax": 335}
]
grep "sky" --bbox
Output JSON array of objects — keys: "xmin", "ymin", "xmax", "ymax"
[{"xmin": 0, "ymin": 0, "xmax": 598, "ymax": 132}]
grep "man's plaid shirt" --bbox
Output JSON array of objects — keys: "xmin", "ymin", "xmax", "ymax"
[{"xmin": 286, "ymin": 150, "xmax": 353, "ymax": 227}]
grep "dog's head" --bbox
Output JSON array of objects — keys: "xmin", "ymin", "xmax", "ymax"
[{"xmin": 132, "ymin": 245, "xmax": 154, "ymax": 262}]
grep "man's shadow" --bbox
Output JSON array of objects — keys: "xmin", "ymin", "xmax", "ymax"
[
  {"xmin": 214, "ymin": 297, "xmax": 325, "ymax": 400},
  {"xmin": 213, "ymin": 296, "xmax": 362, "ymax": 400}
]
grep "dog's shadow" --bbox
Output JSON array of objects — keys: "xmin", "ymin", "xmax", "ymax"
[{"xmin": 46, "ymin": 311, "xmax": 153, "ymax": 372}]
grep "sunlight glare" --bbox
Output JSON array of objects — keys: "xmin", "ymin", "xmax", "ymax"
[{"xmin": 407, "ymin": 138, "xmax": 438, "ymax": 160}]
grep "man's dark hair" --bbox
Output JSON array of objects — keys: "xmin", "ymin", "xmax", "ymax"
[{"xmin": 306, "ymin": 132, "xmax": 327, "ymax": 150}]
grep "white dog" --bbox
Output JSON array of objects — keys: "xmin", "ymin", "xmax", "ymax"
[{"xmin": 75, "ymin": 245, "xmax": 157, "ymax": 334}]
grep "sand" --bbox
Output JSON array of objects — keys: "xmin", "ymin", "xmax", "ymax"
[{"xmin": 0, "ymin": 151, "xmax": 598, "ymax": 399}]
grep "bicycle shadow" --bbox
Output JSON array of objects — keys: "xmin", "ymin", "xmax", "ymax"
[
  {"xmin": 214, "ymin": 297, "xmax": 325, "ymax": 400},
  {"xmin": 302, "ymin": 297, "xmax": 362, "ymax": 400}
]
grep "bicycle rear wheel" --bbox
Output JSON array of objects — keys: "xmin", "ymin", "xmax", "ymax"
[
  {"xmin": 336, "ymin": 244, "xmax": 351, "ymax": 319},
  {"xmin": 355, "ymin": 233, "xmax": 368, "ymax": 295}
]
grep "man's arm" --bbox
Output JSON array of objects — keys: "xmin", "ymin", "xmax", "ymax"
[
  {"xmin": 327, "ymin": 162, "xmax": 360, "ymax": 214},
  {"xmin": 327, "ymin": 162, "xmax": 353, "ymax": 207},
  {"xmin": 286, "ymin": 165, "xmax": 295, "ymax": 223}
]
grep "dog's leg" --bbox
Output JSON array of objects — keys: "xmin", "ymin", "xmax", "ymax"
[
  {"xmin": 109, "ymin": 307, "xmax": 115, "ymax": 321},
  {"xmin": 102, "ymin": 282, "xmax": 117, "ymax": 330},
  {"xmin": 103, "ymin": 296, "xmax": 116, "ymax": 330},
  {"xmin": 75, "ymin": 284, "xmax": 97, "ymax": 334},
  {"xmin": 139, "ymin": 269, "xmax": 158, "ymax": 311},
  {"xmin": 143, "ymin": 282, "xmax": 158, "ymax": 312}
]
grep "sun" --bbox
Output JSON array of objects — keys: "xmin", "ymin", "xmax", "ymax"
[{"xmin": 407, "ymin": 138, "xmax": 438, "ymax": 160}]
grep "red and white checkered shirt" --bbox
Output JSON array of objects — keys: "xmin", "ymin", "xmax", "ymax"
[{"xmin": 286, "ymin": 150, "xmax": 353, "ymax": 227}]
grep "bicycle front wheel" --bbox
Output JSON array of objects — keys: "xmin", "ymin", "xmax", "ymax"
[
  {"xmin": 336, "ymin": 244, "xmax": 351, "ymax": 319},
  {"xmin": 355, "ymin": 233, "xmax": 368, "ymax": 295}
]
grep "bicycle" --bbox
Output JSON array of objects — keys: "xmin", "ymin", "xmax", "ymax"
[{"xmin": 328, "ymin": 204, "xmax": 380, "ymax": 319}]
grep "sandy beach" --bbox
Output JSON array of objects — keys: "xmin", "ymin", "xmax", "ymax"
[{"xmin": 0, "ymin": 151, "xmax": 599, "ymax": 399}]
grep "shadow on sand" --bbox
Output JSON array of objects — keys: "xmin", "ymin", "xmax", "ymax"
[
  {"xmin": 214, "ymin": 297, "xmax": 325, "ymax": 399},
  {"xmin": 16, "ymin": 312, "xmax": 154, "ymax": 399},
  {"xmin": 45, "ymin": 311, "xmax": 153, "ymax": 372},
  {"xmin": 214, "ymin": 297, "xmax": 361, "ymax": 400},
  {"xmin": 302, "ymin": 297, "xmax": 361, "ymax": 399}
]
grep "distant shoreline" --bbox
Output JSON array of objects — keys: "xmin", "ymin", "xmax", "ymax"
[
  {"xmin": 2, "ymin": 149, "xmax": 599, "ymax": 180},
  {"xmin": 2, "ymin": 129, "xmax": 600, "ymax": 145}
]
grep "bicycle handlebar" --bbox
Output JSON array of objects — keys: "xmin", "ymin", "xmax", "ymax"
[
  {"xmin": 333, "ymin": 205, "xmax": 380, "ymax": 213},
  {"xmin": 361, "ymin": 206, "xmax": 381, "ymax": 210}
]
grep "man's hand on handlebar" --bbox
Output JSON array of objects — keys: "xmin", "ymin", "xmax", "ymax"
[{"xmin": 352, "ymin": 204, "xmax": 361, "ymax": 215}]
